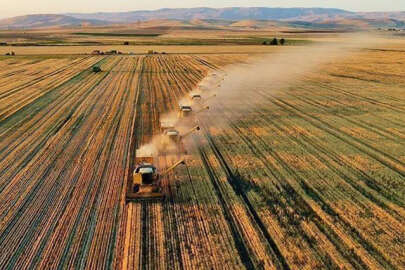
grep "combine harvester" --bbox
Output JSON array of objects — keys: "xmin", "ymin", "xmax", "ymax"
[
  {"xmin": 189, "ymin": 93, "xmax": 202, "ymax": 101},
  {"xmin": 163, "ymin": 125, "xmax": 200, "ymax": 143},
  {"xmin": 178, "ymin": 105, "xmax": 210, "ymax": 119},
  {"xmin": 126, "ymin": 152, "xmax": 186, "ymax": 202},
  {"xmin": 160, "ymin": 121, "xmax": 176, "ymax": 133},
  {"xmin": 178, "ymin": 105, "xmax": 193, "ymax": 118},
  {"xmin": 162, "ymin": 125, "xmax": 200, "ymax": 154},
  {"xmin": 189, "ymin": 93, "xmax": 216, "ymax": 103}
]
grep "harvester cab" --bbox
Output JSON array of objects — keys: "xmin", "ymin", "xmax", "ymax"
[
  {"xmin": 133, "ymin": 164, "xmax": 158, "ymax": 189},
  {"xmin": 178, "ymin": 105, "xmax": 193, "ymax": 118}
]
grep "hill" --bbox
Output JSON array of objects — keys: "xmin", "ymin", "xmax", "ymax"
[
  {"xmin": 0, "ymin": 14, "xmax": 107, "ymax": 29},
  {"xmin": 2, "ymin": 7, "xmax": 405, "ymax": 30},
  {"xmin": 67, "ymin": 7, "xmax": 352, "ymax": 23}
]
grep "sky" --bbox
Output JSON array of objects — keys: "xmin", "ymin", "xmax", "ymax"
[{"xmin": 1, "ymin": 0, "xmax": 405, "ymax": 18}]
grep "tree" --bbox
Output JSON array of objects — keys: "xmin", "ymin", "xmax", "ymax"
[
  {"xmin": 124, "ymin": 41, "xmax": 129, "ymax": 45},
  {"xmin": 280, "ymin": 38, "xmax": 285, "ymax": 45},
  {"xmin": 270, "ymin": 38, "xmax": 278, "ymax": 45},
  {"xmin": 262, "ymin": 40, "xmax": 268, "ymax": 45}
]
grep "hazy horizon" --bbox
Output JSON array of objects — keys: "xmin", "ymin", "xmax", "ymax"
[{"xmin": 2, "ymin": 1, "xmax": 405, "ymax": 19}]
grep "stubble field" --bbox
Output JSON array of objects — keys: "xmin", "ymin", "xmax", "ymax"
[{"xmin": 0, "ymin": 42, "xmax": 404, "ymax": 269}]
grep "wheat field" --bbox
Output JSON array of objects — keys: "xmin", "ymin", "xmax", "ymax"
[{"xmin": 0, "ymin": 39, "xmax": 404, "ymax": 269}]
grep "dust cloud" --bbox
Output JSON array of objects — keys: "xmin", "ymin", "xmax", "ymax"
[
  {"xmin": 138, "ymin": 34, "xmax": 382, "ymax": 156},
  {"xmin": 136, "ymin": 142, "xmax": 158, "ymax": 157},
  {"xmin": 200, "ymin": 34, "xmax": 383, "ymax": 114}
]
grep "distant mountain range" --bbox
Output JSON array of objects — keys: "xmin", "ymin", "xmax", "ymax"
[
  {"xmin": 65, "ymin": 7, "xmax": 352, "ymax": 22},
  {"xmin": 1, "ymin": 7, "xmax": 405, "ymax": 30},
  {"xmin": 0, "ymin": 14, "xmax": 107, "ymax": 29}
]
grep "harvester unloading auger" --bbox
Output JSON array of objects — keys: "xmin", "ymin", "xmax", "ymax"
[
  {"xmin": 195, "ymin": 106, "xmax": 210, "ymax": 114},
  {"xmin": 126, "ymin": 153, "xmax": 186, "ymax": 202}
]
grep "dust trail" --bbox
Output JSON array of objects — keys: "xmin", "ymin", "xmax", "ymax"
[
  {"xmin": 136, "ymin": 142, "xmax": 159, "ymax": 158},
  {"xmin": 138, "ymin": 112, "xmax": 200, "ymax": 158},
  {"xmin": 138, "ymin": 34, "xmax": 382, "ymax": 155},
  {"xmin": 198, "ymin": 33, "xmax": 384, "ymax": 120}
]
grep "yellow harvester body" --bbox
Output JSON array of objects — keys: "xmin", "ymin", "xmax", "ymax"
[
  {"xmin": 126, "ymin": 154, "xmax": 186, "ymax": 202},
  {"xmin": 126, "ymin": 156, "xmax": 163, "ymax": 201}
]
